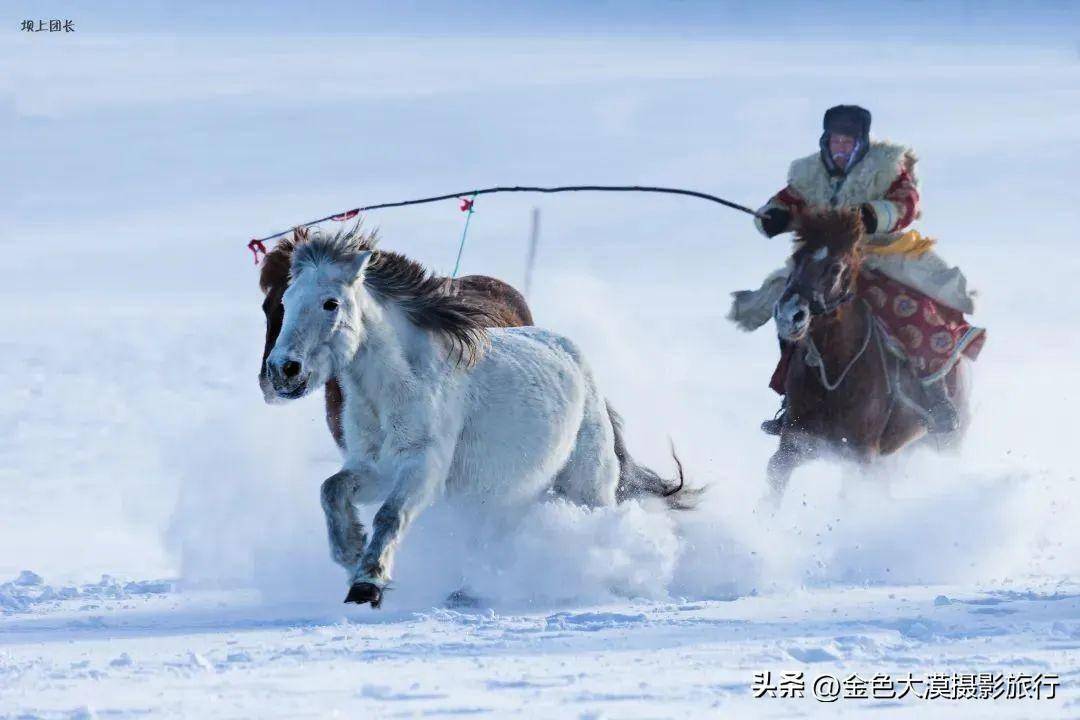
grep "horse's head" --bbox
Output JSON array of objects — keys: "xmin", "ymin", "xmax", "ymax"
[
  {"xmin": 264, "ymin": 227, "xmax": 374, "ymax": 401},
  {"xmin": 774, "ymin": 208, "xmax": 864, "ymax": 341}
]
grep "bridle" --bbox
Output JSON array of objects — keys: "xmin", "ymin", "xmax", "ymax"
[
  {"xmin": 783, "ymin": 252, "xmax": 866, "ymax": 392},
  {"xmin": 783, "ymin": 253, "xmax": 856, "ymax": 317},
  {"xmin": 785, "ymin": 277, "xmax": 855, "ymax": 316}
]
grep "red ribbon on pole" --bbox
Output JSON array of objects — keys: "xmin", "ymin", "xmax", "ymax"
[
  {"xmin": 247, "ymin": 238, "xmax": 268, "ymax": 265},
  {"xmin": 459, "ymin": 197, "xmax": 474, "ymax": 212}
]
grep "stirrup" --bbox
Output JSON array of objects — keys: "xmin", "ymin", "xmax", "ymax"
[
  {"xmin": 761, "ymin": 402, "xmax": 786, "ymax": 436},
  {"xmin": 921, "ymin": 380, "xmax": 959, "ymax": 434},
  {"xmin": 761, "ymin": 418, "xmax": 783, "ymax": 436},
  {"xmin": 926, "ymin": 401, "xmax": 960, "ymax": 434}
]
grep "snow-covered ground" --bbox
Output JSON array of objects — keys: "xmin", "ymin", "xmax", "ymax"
[
  {"xmin": 4, "ymin": 574, "xmax": 1080, "ymax": 718},
  {"xmin": 5, "ymin": 4, "xmax": 1080, "ymax": 717}
]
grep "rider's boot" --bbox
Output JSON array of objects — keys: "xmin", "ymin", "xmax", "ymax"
[
  {"xmin": 923, "ymin": 379, "xmax": 959, "ymax": 434},
  {"xmin": 761, "ymin": 397, "xmax": 788, "ymax": 436}
]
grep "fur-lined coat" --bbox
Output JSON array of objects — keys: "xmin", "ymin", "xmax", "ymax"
[
  {"xmin": 755, "ymin": 140, "xmax": 920, "ymax": 243},
  {"xmin": 730, "ymin": 140, "xmax": 976, "ymax": 330}
]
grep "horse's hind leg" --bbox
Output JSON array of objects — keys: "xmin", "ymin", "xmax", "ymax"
[{"xmin": 552, "ymin": 388, "xmax": 618, "ymax": 508}]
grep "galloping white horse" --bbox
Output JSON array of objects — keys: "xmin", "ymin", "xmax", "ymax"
[{"xmin": 264, "ymin": 227, "xmax": 694, "ymax": 607}]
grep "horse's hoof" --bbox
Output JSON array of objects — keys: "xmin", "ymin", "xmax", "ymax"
[
  {"xmin": 344, "ymin": 581, "xmax": 383, "ymax": 608},
  {"xmin": 445, "ymin": 588, "xmax": 480, "ymax": 609}
]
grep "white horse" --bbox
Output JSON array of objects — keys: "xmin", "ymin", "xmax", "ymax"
[{"xmin": 264, "ymin": 227, "xmax": 696, "ymax": 607}]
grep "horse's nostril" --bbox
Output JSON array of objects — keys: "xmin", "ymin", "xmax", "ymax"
[
  {"xmin": 792, "ymin": 310, "xmax": 807, "ymax": 325},
  {"xmin": 282, "ymin": 360, "xmax": 302, "ymax": 378}
]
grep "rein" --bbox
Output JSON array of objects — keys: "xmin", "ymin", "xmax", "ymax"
[{"xmin": 803, "ymin": 299, "xmax": 874, "ymax": 392}]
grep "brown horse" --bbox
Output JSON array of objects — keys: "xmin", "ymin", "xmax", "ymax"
[
  {"xmin": 767, "ymin": 209, "xmax": 970, "ymax": 502},
  {"xmin": 257, "ymin": 227, "xmax": 534, "ymax": 448}
]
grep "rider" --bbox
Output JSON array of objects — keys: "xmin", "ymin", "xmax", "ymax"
[{"xmin": 747, "ymin": 104, "xmax": 975, "ymax": 436}]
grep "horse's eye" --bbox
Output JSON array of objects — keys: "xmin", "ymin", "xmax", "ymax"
[{"xmin": 323, "ymin": 299, "xmax": 339, "ymax": 311}]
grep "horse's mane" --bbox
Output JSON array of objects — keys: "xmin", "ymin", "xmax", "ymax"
[
  {"xmin": 792, "ymin": 208, "xmax": 865, "ymax": 265},
  {"xmin": 262, "ymin": 225, "xmax": 494, "ymax": 365},
  {"xmin": 258, "ymin": 230, "xmax": 301, "ymax": 294}
]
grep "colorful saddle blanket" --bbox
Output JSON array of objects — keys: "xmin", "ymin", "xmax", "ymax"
[
  {"xmin": 769, "ymin": 270, "xmax": 986, "ymax": 395},
  {"xmin": 857, "ymin": 270, "xmax": 985, "ymax": 384}
]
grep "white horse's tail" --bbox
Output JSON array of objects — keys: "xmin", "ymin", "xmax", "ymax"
[{"xmin": 608, "ymin": 403, "xmax": 704, "ymax": 510}]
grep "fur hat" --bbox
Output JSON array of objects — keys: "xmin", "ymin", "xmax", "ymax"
[{"xmin": 820, "ymin": 104, "xmax": 872, "ymax": 176}]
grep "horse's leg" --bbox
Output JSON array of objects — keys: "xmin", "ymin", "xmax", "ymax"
[
  {"xmin": 320, "ymin": 469, "xmax": 372, "ymax": 574},
  {"xmin": 349, "ymin": 448, "xmax": 452, "ymax": 606},
  {"xmin": 879, "ymin": 404, "xmax": 926, "ymax": 456},
  {"xmin": 765, "ymin": 431, "xmax": 812, "ymax": 509},
  {"xmin": 921, "ymin": 360, "xmax": 971, "ymax": 454},
  {"xmin": 766, "ymin": 440, "xmax": 795, "ymax": 504},
  {"xmin": 553, "ymin": 388, "xmax": 618, "ymax": 508}
]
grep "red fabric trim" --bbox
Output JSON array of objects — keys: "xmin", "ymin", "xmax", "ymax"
[
  {"xmin": 770, "ymin": 343, "xmax": 796, "ymax": 395},
  {"xmin": 884, "ymin": 169, "xmax": 919, "ymax": 231},
  {"xmin": 775, "ymin": 186, "xmax": 806, "ymax": 210},
  {"xmin": 330, "ymin": 209, "xmax": 361, "ymax": 221},
  {"xmin": 247, "ymin": 238, "xmax": 267, "ymax": 265}
]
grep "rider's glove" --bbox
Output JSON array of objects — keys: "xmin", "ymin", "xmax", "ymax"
[
  {"xmin": 760, "ymin": 207, "xmax": 791, "ymax": 237},
  {"xmin": 859, "ymin": 203, "xmax": 878, "ymax": 235}
]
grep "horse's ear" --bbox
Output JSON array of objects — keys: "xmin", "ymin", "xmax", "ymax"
[{"xmin": 345, "ymin": 251, "xmax": 373, "ymax": 282}]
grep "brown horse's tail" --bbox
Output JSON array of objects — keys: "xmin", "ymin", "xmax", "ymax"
[{"xmin": 608, "ymin": 403, "xmax": 704, "ymax": 510}]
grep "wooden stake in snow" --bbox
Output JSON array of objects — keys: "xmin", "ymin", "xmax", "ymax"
[{"xmin": 524, "ymin": 207, "xmax": 540, "ymax": 300}]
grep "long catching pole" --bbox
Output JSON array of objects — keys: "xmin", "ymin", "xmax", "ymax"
[{"xmin": 249, "ymin": 184, "xmax": 764, "ymax": 246}]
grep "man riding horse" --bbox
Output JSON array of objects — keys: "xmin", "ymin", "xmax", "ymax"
[{"xmin": 729, "ymin": 104, "xmax": 984, "ymax": 436}]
